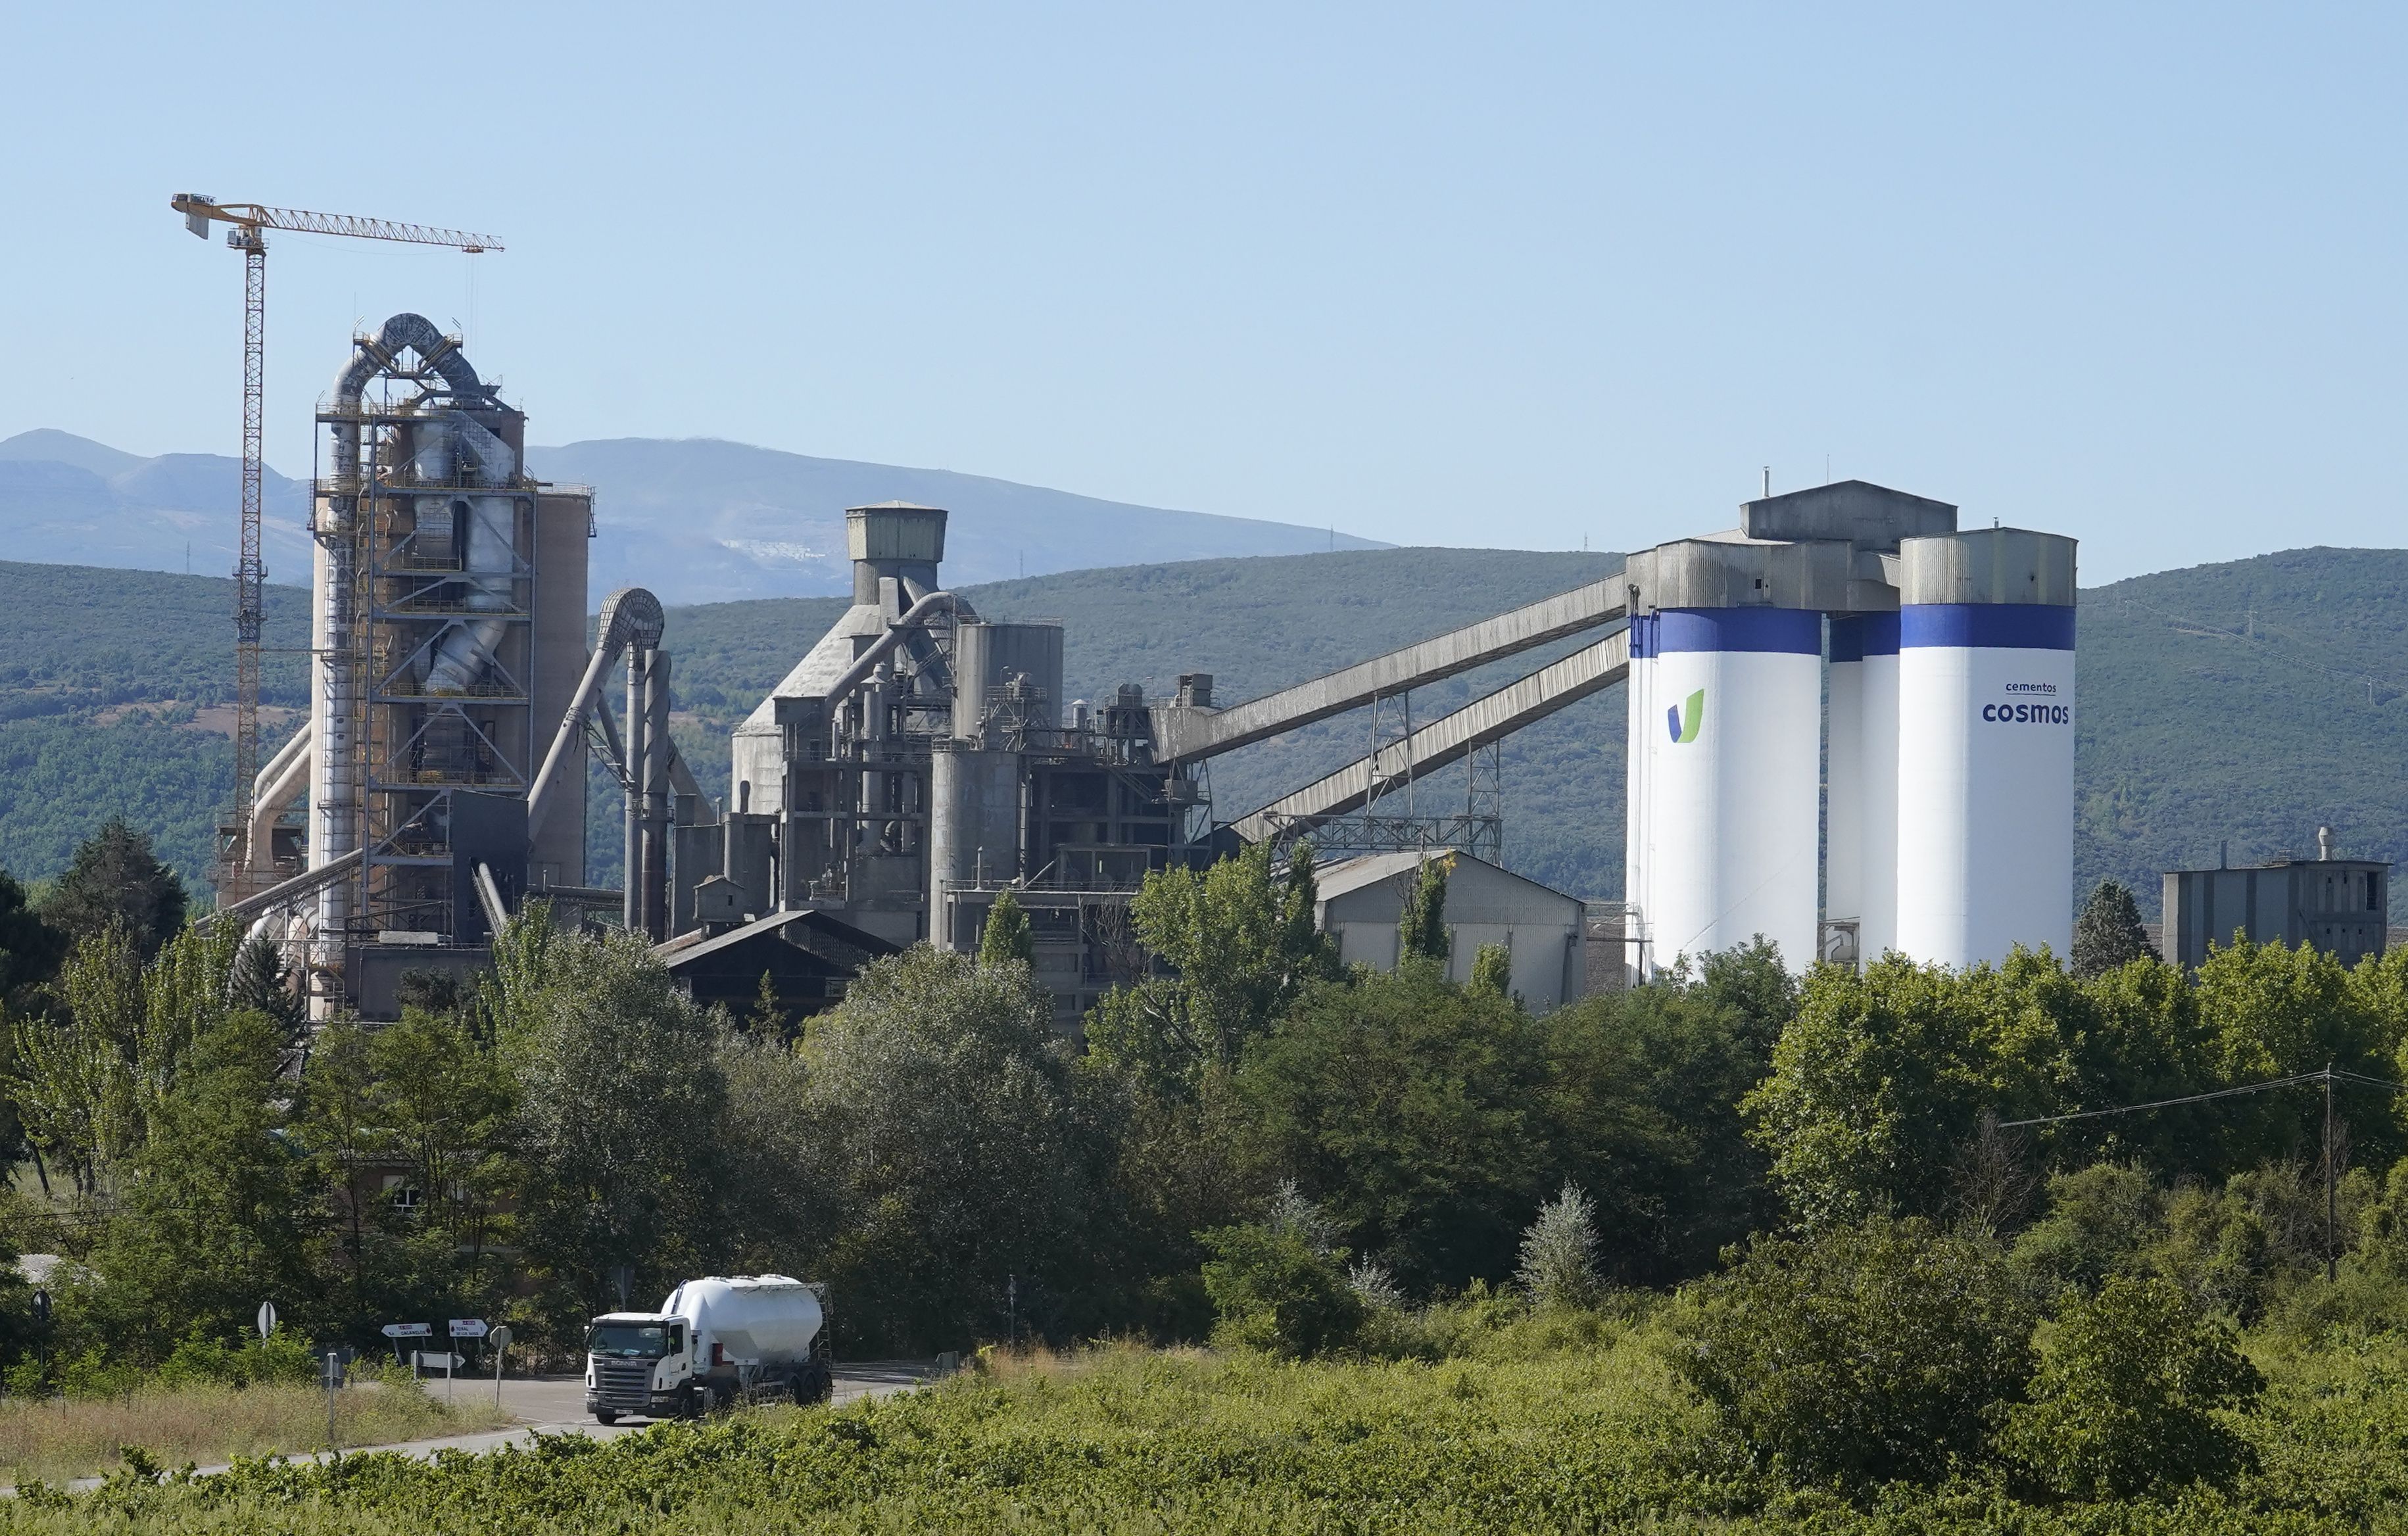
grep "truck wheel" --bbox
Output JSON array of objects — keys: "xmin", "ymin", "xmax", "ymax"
[
  {"xmin": 797, "ymin": 1360, "xmax": 833, "ymax": 1406},
  {"xmin": 594, "ymin": 1409, "xmax": 619, "ymax": 1426}
]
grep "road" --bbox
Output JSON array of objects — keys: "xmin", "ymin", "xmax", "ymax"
[{"xmin": 37, "ymin": 1362, "xmax": 936, "ymax": 1495}]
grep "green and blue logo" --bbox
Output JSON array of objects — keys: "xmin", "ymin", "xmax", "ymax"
[{"xmin": 1666, "ymin": 688, "xmax": 1704, "ymax": 744}]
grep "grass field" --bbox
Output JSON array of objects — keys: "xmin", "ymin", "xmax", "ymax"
[
  {"xmin": 0, "ymin": 1378, "xmax": 509, "ymax": 1489},
  {"xmin": 16, "ymin": 1324, "xmax": 2408, "ymax": 1531}
]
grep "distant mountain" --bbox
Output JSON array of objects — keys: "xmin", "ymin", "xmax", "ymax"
[
  {"xmin": 529, "ymin": 437, "xmax": 1387, "ymax": 603},
  {"xmin": 0, "ymin": 430, "xmax": 1387, "ymax": 602},
  {"xmin": 0, "ymin": 431, "xmax": 313, "ymax": 581}
]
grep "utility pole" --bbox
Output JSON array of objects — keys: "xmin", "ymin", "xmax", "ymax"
[{"xmin": 2326, "ymin": 1063, "xmax": 2339, "ymax": 1284}]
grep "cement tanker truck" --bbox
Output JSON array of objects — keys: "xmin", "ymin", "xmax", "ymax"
[{"xmin": 584, "ymin": 1274, "xmax": 833, "ymax": 1423}]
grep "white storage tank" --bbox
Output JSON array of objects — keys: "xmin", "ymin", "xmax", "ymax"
[
  {"xmin": 1640, "ymin": 607, "xmax": 1822, "ymax": 972},
  {"xmin": 1832, "ymin": 612, "xmax": 1902, "ymax": 961},
  {"xmin": 662, "ymin": 1274, "xmax": 825, "ymax": 1368},
  {"xmin": 1858, "ymin": 612, "xmax": 1902, "ymax": 962},
  {"xmin": 1622, "ymin": 613, "xmax": 1658, "ymax": 978},
  {"xmin": 1824, "ymin": 615, "xmax": 1864, "ymax": 962},
  {"xmin": 1893, "ymin": 529, "xmax": 2077, "ymax": 969}
]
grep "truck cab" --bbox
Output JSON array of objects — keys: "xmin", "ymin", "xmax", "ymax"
[
  {"xmin": 585, "ymin": 1274, "xmax": 832, "ymax": 1424},
  {"xmin": 583, "ymin": 1313, "xmax": 698, "ymax": 1423}
]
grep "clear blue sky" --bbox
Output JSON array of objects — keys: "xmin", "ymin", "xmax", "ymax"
[{"xmin": 2, "ymin": 2, "xmax": 2399, "ymax": 582}]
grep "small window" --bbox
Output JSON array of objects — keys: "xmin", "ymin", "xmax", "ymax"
[{"xmin": 2372, "ymin": 873, "xmax": 2384, "ymax": 913}]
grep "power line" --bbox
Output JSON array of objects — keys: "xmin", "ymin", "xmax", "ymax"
[{"xmin": 1995, "ymin": 1065, "xmax": 2408, "ymax": 1284}]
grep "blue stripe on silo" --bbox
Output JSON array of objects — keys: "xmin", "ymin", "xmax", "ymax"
[
  {"xmin": 1829, "ymin": 613, "xmax": 1900, "ymax": 662},
  {"xmin": 1654, "ymin": 608, "xmax": 1821, "ymax": 655},
  {"xmin": 1627, "ymin": 613, "xmax": 1657, "ymax": 660},
  {"xmin": 1900, "ymin": 604, "xmax": 2075, "ymax": 651}
]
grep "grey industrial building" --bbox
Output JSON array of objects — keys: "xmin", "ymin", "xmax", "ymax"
[
  {"xmin": 2160, "ymin": 828, "xmax": 2390, "ymax": 970},
  {"xmin": 1315, "ymin": 849, "xmax": 1589, "ymax": 1012}
]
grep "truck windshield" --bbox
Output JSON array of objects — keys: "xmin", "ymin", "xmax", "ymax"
[{"xmin": 587, "ymin": 1322, "xmax": 671, "ymax": 1358}]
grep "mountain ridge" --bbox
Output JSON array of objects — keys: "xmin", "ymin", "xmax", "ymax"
[{"xmin": 0, "ymin": 429, "xmax": 1389, "ymax": 603}]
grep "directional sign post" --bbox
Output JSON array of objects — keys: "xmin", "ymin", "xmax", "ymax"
[
  {"xmin": 381, "ymin": 1322, "xmax": 431, "ymax": 1370},
  {"xmin": 444, "ymin": 1320, "xmax": 488, "ymax": 1402},
  {"xmin": 489, "ymin": 1324, "xmax": 513, "ymax": 1407}
]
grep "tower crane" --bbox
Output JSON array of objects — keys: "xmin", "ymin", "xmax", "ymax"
[{"xmin": 168, "ymin": 196, "xmax": 502, "ymax": 898}]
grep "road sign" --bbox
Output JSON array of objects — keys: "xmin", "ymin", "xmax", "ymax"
[
  {"xmin": 412, "ymin": 1351, "xmax": 464, "ymax": 1372},
  {"xmin": 448, "ymin": 1318, "xmax": 489, "ymax": 1338},
  {"xmin": 257, "ymin": 1301, "xmax": 277, "ymax": 1339},
  {"xmin": 489, "ymin": 1325, "xmax": 513, "ymax": 1349},
  {"xmin": 30, "ymin": 1291, "xmax": 47, "ymax": 1327},
  {"xmin": 381, "ymin": 1322, "xmax": 433, "ymax": 1338}
]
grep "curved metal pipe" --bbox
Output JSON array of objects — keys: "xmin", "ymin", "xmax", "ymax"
[
  {"xmin": 822, "ymin": 590, "xmax": 973, "ymax": 707},
  {"xmin": 245, "ymin": 731, "xmax": 313, "ymax": 876},
  {"xmin": 252, "ymin": 723, "xmax": 310, "ymax": 804},
  {"xmin": 527, "ymin": 588, "xmax": 665, "ymax": 842}
]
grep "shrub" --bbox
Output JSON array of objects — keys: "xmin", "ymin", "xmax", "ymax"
[
  {"xmin": 1517, "ymin": 1182, "xmax": 1602, "ymax": 1309},
  {"xmin": 2000, "ymin": 1274, "xmax": 2264, "ymax": 1500},
  {"xmin": 1667, "ymin": 1216, "xmax": 2040, "ymax": 1490},
  {"xmin": 1197, "ymin": 1222, "xmax": 1363, "ymax": 1358}
]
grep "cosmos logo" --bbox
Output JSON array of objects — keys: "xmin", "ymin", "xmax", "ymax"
[{"xmin": 1666, "ymin": 688, "xmax": 1704, "ymax": 744}]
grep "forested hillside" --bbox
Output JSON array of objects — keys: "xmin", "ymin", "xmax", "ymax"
[{"xmin": 7, "ymin": 545, "xmax": 2408, "ymax": 916}]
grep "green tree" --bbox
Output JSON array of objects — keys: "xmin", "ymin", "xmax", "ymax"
[
  {"xmin": 978, "ymin": 889, "xmax": 1036, "ymax": 969},
  {"xmin": 39, "ymin": 817, "xmax": 186, "ymax": 961},
  {"xmin": 744, "ymin": 969, "xmax": 785, "ymax": 1041},
  {"xmin": 2000, "ymin": 1274, "xmax": 2263, "ymax": 1499},
  {"xmin": 504, "ymin": 926, "xmax": 732, "ymax": 1335},
  {"xmin": 798, "ymin": 946, "xmax": 1104, "ymax": 1351},
  {"xmin": 228, "ymin": 933, "xmax": 305, "ymax": 1047},
  {"xmin": 1469, "ymin": 942, "xmax": 1513, "ymax": 1001},
  {"xmin": 2072, "ymin": 880, "xmax": 2153, "ymax": 978},
  {"xmin": 80, "ymin": 1009, "xmax": 326, "ymax": 1359},
  {"xmin": 8, "ymin": 920, "xmax": 240, "ymax": 1196},
  {"xmin": 1743, "ymin": 951, "xmax": 2081, "ymax": 1228},
  {"xmin": 1668, "ymin": 1216, "xmax": 2040, "ymax": 1491},
  {"xmin": 1397, "ymin": 854, "xmax": 1451, "ymax": 967},
  {"xmin": 1086, "ymin": 842, "xmax": 1336, "ymax": 1092},
  {"xmin": 1541, "ymin": 972, "xmax": 1773, "ymax": 1285},
  {"xmin": 1235, "ymin": 963, "xmax": 1546, "ymax": 1290},
  {"xmin": 0, "ymin": 866, "xmax": 65, "ymax": 1011},
  {"xmin": 1197, "ymin": 1216, "xmax": 1363, "ymax": 1358}
]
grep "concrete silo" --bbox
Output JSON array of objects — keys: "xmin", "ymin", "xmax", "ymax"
[
  {"xmin": 1829, "ymin": 612, "xmax": 1902, "ymax": 961},
  {"xmin": 1892, "ymin": 528, "xmax": 2079, "ymax": 968},
  {"xmin": 1622, "ymin": 537, "xmax": 1846, "ymax": 972},
  {"xmin": 1621, "ymin": 612, "xmax": 1658, "ymax": 969}
]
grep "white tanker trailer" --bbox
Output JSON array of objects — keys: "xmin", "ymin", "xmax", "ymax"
[{"xmin": 584, "ymin": 1274, "xmax": 834, "ymax": 1423}]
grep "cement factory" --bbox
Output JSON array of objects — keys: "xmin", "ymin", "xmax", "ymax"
[{"xmin": 214, "ymin": 316, "xmax": 2083, "ymax": 1022}]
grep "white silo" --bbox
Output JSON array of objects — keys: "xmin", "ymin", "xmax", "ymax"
[
  {"xmin": 1893, "ymin": 529, "xmax": 2078, "ymax": 968},
  {"xmin": 1622, "ymin": 613, "xmax": 1658, "ymax": 976},
  {"xmin": 1856, "ymin": 612, "xmax": 1902, "ymax": 959},
  {"xmin": 1824, "ymin": 615, "xmax": 1863, "ymax": 962},
  {"xmin": 1642, "ymin": 607, "xmax": 1823, "ymax": 971}
]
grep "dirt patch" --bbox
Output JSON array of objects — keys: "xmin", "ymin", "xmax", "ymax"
[{"xmin": 183, "ymin": 706, "xmax": 304, "ymax": 738}]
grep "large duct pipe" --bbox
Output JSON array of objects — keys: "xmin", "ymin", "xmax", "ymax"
[
  {"xmin": 313, "ymin": 315, "xmax": 493, "ymax": 1005},
  {"xmin": 425, "ymin": 414, "xmax": 518, "ymax": 695},
  {"xmin": 623, "ymin": 647, "xmax": 650, "ymax": 934},
  {"xmin": 528, "ymin": 587, "xmax": 664, "ymax": 843},
  {"xmin": 640, "ymin": 648, "xmax": 673, "ymax": 940},
  {"xmin": 245, "ymin": 732, "xmax": 313, "ymax": 876},
  {"xmin": 253, "ymin": 724, "xmax": 310, "ymax": 805}
]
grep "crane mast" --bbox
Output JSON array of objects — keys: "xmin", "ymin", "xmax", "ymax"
[{"xmin": 169, "ymin": 195, "xmax": 502, "ymax": 899}]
